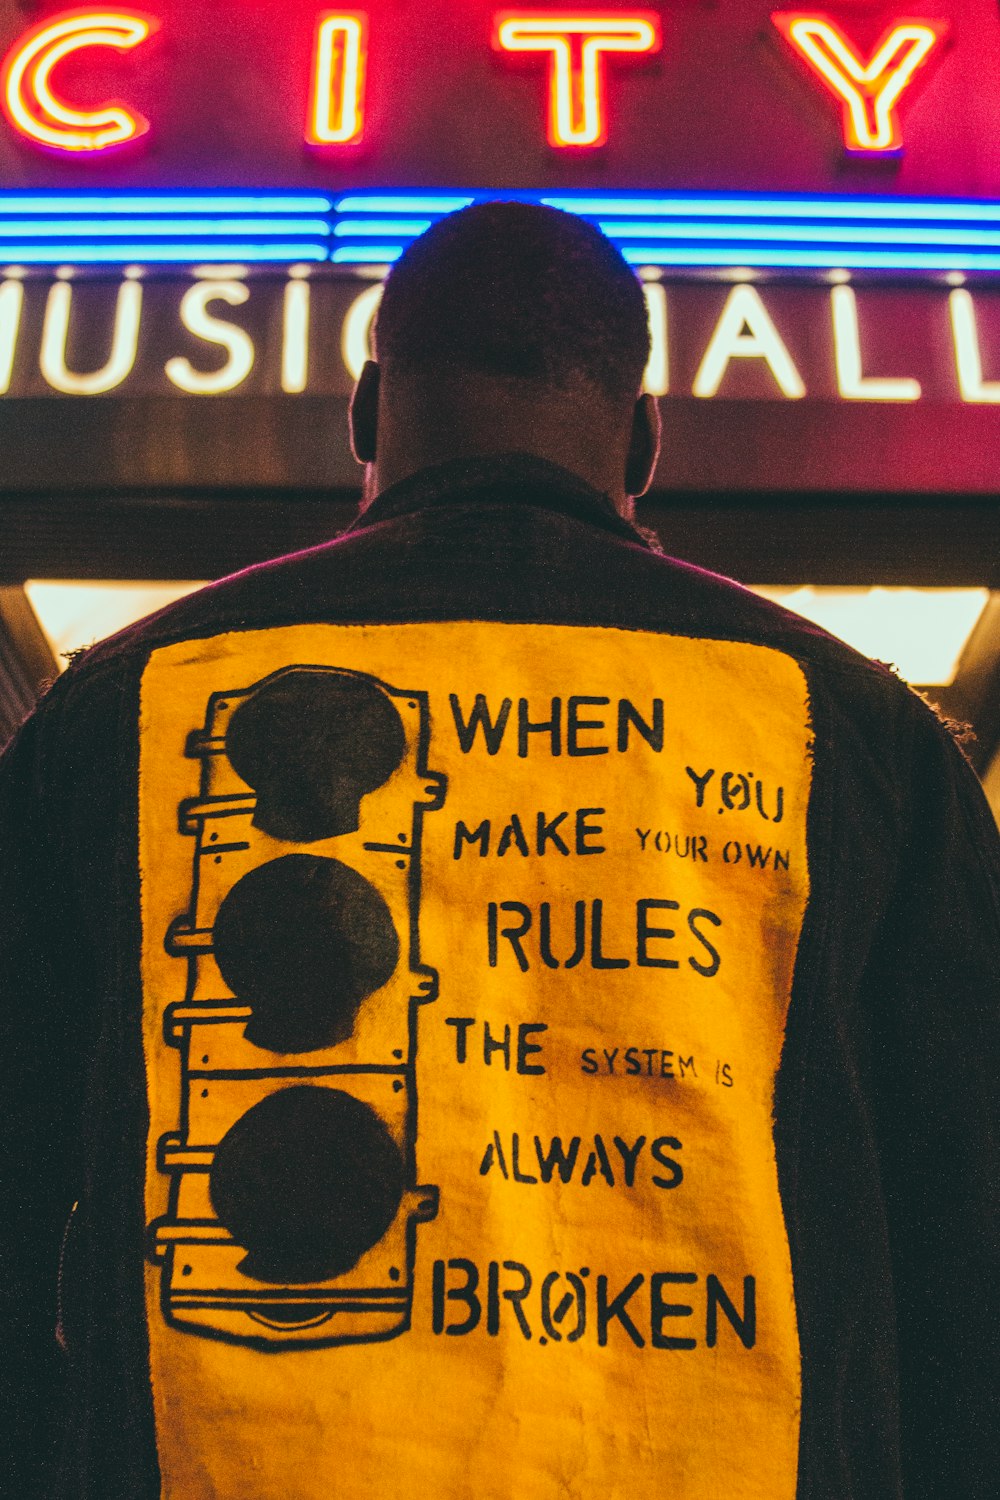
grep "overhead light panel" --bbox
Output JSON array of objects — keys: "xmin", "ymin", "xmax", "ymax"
[
  {"xmin": 751, "ymin": 586, "xmax": 990, "ymax": 685},
  {"xmin": 21, "ymin": 580, "xmax": 991, "ymax": 690},
  {"xmin": 25, "ymin": 579, "xmax": 206, "ymax": 666}
]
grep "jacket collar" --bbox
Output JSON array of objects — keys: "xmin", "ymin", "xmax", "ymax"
[{"xmin": 349, "ymin": 453, "xmax": 651, "ymax": 547}]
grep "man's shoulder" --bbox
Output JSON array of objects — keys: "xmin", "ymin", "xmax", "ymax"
[
  {"xmin": 50, "ymin": 497, "xmax": 903, "ymax": 703},
  {"xmin": 30, "ymin": 456, "xmax": 914, "ymax": 746}
]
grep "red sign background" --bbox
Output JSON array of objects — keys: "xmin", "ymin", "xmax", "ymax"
[{"xmin": 0, "ymin": 1, "xmax": 996, "ymax": 197}]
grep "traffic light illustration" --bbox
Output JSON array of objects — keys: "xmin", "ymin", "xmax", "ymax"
[{"xmin": 147, "ymin": 664, "xmax": 447, "ymax": 1350}]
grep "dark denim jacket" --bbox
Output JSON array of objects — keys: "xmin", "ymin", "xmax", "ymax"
[{"xmin": 2, "ymin": 455, "xmax": 997, "ymax": 1499}]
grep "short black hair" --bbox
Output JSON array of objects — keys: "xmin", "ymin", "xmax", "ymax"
[{"xmin": 374, "ymin": 201, "xmax": 650, "ymax": 404}]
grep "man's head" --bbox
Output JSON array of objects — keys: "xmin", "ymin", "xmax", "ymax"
[{"xmin": 349, "ymin": 201, "xmax": 660, "ymax": 514}]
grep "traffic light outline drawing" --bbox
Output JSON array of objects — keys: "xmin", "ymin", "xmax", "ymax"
[{"xmin": 147, "ymin": 664, "xmax": 447, "ymax": 1351}]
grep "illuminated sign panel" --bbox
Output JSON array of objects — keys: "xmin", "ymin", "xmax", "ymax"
[
  {"xmin": 1, "ymin": 269, "xmax": 998, "ymax": 409},
  {"xmin": 0, "ymin": 2, "xmax": 991, "ymax": 190},
  {"xmin": 307, "ymin": 13, "xmax": 367, "ymax": 146},
  {"xmin": 771, "ymin": 14, "xmax": 947, "ymax": 155},
  {"xmin": 1, "ymin": 10, "xmax": 156, "ymax": 154},
  {"xmin": 0, "ymin": 1, "xmax": 996, "ymax": 497},
  {"xmin": 492, "ymin": 13, "xmax": 661, "ymax": 148},
  {"xmin": 1, "ymin": 188, "xmax": 1000, "ymax": 272}
]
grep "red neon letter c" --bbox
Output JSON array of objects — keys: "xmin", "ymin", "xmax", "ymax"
[{"xmin": 1, "ymin": 9, "xmax": 157, "ymax": 154}]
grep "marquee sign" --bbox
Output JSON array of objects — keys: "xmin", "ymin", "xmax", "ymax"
[
  {"xmin": 0, "ymin": 3, "xmax": 992, "ymax": 191},
  {"xmin": 0, "ymin": 7, "xmax": 955, "ymax": 159},
  {"xmin": 0, "ymin": 1, "xmax": 996, "ymax": 496},
  {"xmin": 0, "ymin": 5, "xmax": 994, "ymax": 270},
  {"xmin": 0, "ymin": 3, "xmax": 995, "ymax": 269},
  {"xmin": 3, "ymin": 266, "xmax": 999, "ymax": 406}
]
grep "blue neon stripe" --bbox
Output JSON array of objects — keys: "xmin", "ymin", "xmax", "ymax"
[
  {"xmin": 1, "ymin": 186, "xmax": 1000, "ymax": 268},
  {"xmin": 333, "ymin": 219, "xmax": 432, "ymax": 237},
  {"xmin": 598, "ymin": 219, "xmax": 1000, "ymax": 248},
  {"xmin": 544, "ymin": 193, "xmax": 1000, "ymax": 223},
  {"xmin": 331, "ymin": 245, "xmax": 404, "ymax": 263},
  {"xmin": 330, "ymin": 188, "xmax": 1000, "ymax": 272},
  {"xmin": 0, "ymin": 242, "xmax": 329, "ymax": 263},
  {"xmin": 334, "ymin": 195, "xmax": 475, "ymax": 214},
  {"xmin": 621, "ymin": 245, "xmax": 1000, "ymax": 270},
  {"xmin": 0, "ymin": 193, "xmax": 334, "ymax": 215},
  {"xmin": 0, "ymin": 218, "xmax": 330, "ymax": 239}
]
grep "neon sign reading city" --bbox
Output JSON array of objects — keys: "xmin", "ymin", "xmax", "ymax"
[{"xmin": 0, "ymin": 7, "xmax": 950, "ymax": 158}]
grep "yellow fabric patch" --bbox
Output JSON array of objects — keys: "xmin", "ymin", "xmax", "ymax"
[{"xmin": 139, "ymin": 622, "xmax": 812, "ymax": 1500}]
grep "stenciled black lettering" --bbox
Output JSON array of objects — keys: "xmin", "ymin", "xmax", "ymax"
[
  {"xmin": 706, "ymin": 1273, "xmax": 756, "ymax": 1348},
  {"xmin": 488, "ymin": 1260, "xmax": 533, "ymax": 1340},
  {"xmin": 478, "ymin": 1131, "xmax": 509, "ymax": 1179},
  {"xmin": 567, "ymin": 696, "xmax": 610, "ymax": 756},
  {"xmin": 540, "ymin": 900, "xmax": 586, "ymax": 969},
  {"xmin": 511, "ymin": 1134, "xmax": 539, "ymax": 1184},
  {"xmin": 540, "ymin": 1271, "xmax": 587, "ymax": 1343},
  {"xmin": 517, "ymin": 1022, "xmax": 548, "ymax": 1075},
  {"xmin": 490, "ymin": 902, "xmax": 532, "ymax": 971},
  {"xmin": 450, "ymin": 694, "xmax": 511, "ymax": 755},
  {"xmin": 591, "ymin": 900, "xmax": 629, "ymax": 968},
  {"xmin": 483, "ymin": 1020, "xmax": 511, "ymax": 1068},
  {"xmin": 453, "ymin": 818, "xmax": 490, "ymax": 859},
  {"xmin": 433, "ymin": 1258, "xmax": 481, "ymax": 1335},
  {"xmin": 688, "ymin": 908, "xmax": 723, "ymax": 978},
  {"xmin": 685, "ymin": 766, "xmax": 715, "ymax": 806},
  {"xmin": 618, "ymin": 699, "xmax": 664, "ymax": 753},
  {"xmin": 535, "ymin": 1135, "xmax": 582, "ymax": 1183},
  {"xmin": 612, "ymin": 1135, "xmax": 647, "ymax": 1186},
  {"xmin": 445, "ymin": 1016, "xmax": 474, "ymax": 1062},
  {"xmin": 496, "ymin": 814, "xmax": 530, "ymax": 857},
  {"xmin": 580, "ymin": 1136, "xmax": 616, "ymax": 1186},
  {"xmin": 651, "ymin": 1136, "xmax": 684, "ymax": 1189},
  {"xmin": 637, "ymin": 898, "xmax": 680, "ymax": 969},
  {"xmin": 597, "ymin": 1273, "xmax": 646, "ymax": 1347},
  {"xmin": 486, "ymin": 1261, "xmax": 501, "ymax": 1336},
  {"xmin": 575, "ymin": 808, "xmax": 606, "ymax": 855},
  {"xmin": 650, "ymin": 1272, "xmax": 697, "ymax": 1350},
  {"xmin": 536, "ymin": 810, "xmax": 570, "ymax": 855},
  {"xmin": 721, "ymin": 771, "xmax": 751, "ymax": 812},
  {"xmin": 518, "ymin": 697, "xmax": 561, "ymax": 757},
  {"xmin": 756, "ymin": 780, "xmax": 784, "ymax": 824}
]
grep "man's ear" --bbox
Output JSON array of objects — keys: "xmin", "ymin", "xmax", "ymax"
[
  {"xmin": 349, "ymin": 360, "xmax": 380, "ymax": 465},
  {"xmin": 624, "ymin": 392, "xmax": 661, "ymax": 497}
]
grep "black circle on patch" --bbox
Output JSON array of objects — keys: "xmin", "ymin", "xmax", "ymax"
[
  {"xmin": 210, "ymin": 1085, "xmax": 406, "ymax": 1284},
  {"xmin": 226, "ymin": 669, "xmax": 407, "ymax": 842},
  {"xmin": 213, "ymin": 854, "xmax": 399, "ymax": 1053}
]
